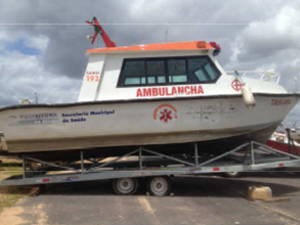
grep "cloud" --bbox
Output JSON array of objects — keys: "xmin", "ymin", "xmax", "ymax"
[
  {"xmin": 0, "ymin": 31, "xmax": 80, "ymax": 106},
  {"xmin": 232, "ymin": 6, "xmax": 300, "ymax": 62},
  {"xmin": 26, "ymin": 35, "xmax": 49, "ymax": 52},
  {"xmin": 229, "ymin": 4, "xmax": 300, "ymax": 95}
]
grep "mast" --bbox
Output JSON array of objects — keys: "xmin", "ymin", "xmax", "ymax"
[{"xmin": 86, "ymin": 17, "xmax": 116, "ymax": 47}]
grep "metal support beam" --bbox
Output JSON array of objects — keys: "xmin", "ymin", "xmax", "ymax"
[
  {"xmin": 143, "ymin": 148, "xmax": 194, "ymax": 166},
  {"xmin": 139, "ymin": 147, "xmax": 143, "ymax": 169},
  {"xmin": 89, "ymin": 149, "xmax": 139, "ymax": 170},
  {"xmin": 23, "ymin": 156, "xmax": 76, "ymax": 171},
  {"xmin": 194, "ymin": 143, "xmax": 199, "ymax": 166},
  {"xmin": 22, "ymin": 157, "xmax": 26, "ymax": 179},
  {"xmin": 250, "ymin": 141, "xmax": 256, "ymax": 164},
  {"xmin": 252, "ymin": 141, "xmax": 300, "ymax": 159},
  {"xmin": 198, "ymin": 142, "xmax": 250, "ymax": 167},
  {"xmin": 80, "ymin": 151, "xmax": 84, "ymax": 174}
]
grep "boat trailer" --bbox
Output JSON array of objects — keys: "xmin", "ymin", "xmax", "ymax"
[{"xmin": 0, "ymin": 141, "xmax": 300, "ymax": 196}]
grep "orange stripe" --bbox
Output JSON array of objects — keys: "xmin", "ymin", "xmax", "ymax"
[{"xmin": 86, "ymin": 41, "xmax": 214, "ymax": 54}]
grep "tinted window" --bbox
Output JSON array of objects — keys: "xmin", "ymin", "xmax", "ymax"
[
  {"xmin": 167, "ymin": 59, "xmax": 188, "ymax": 83},
  {"xmin": 118, "ymin": 56, "xmax": 220, "ymax": 87},
  {"xmin": 147, "ymin": 60, "xmax": 165, "ymax": 75},
  {"xmin": 204, "ymin": 63, "xmax": 219, "ymax": 80},
  {"xmin": 124, "ymin": 77, "xmax": 140, "ymax": 85},
  {"xmin": 146, "ymin": 60, "xmax": 166, "ymax": 84},
  {"xmin": 123, "ymin": 60, "xmax": 145, "ymax": 77},
  {"xmin": 188, "ymin": 58, "xmax": 220, "ymax": 83}
]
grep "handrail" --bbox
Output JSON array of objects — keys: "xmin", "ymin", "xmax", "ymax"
[{"xmin": 226, "ymin": 70, "xmax": 280, "ymax": 84}]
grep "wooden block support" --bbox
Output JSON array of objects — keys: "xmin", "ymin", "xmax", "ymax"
[
  {"xmin": 0, "ymin": 132, "xmax": 8, "ymax": 151},
  {"xmin": 247, "ymin": 186, "xmax": 273, "ymax": 201}
]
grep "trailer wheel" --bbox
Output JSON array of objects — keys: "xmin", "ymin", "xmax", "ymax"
[
  {"xmin": 147, "ymin": 176, "xmax": 171, "ymax": 196},
  {"xmin": 112, "ymin": 178, "xmax": 138, "ymax": 195}
]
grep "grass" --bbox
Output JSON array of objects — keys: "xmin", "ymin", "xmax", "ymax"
[{"xmin": 0, "ymin": 157, "xmax": 32, "ymax": 213}]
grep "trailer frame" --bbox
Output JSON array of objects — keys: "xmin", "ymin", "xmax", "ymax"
[{"xmin": 0, "ymin": 141, "xmax": 300, "ymax": 189}]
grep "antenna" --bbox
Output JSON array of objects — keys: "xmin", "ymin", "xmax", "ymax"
[
  {"xmin": 164, "ymin": 22, "xmax": 169, "ymax": 42},
  {"xmin": 86, "ymin": 17, "xmax": 116, "ymax": 47},
  {"xmin": 34, "ymin": 92, "xmax": 38, "ymax": 104},
  {"xmin": 294, "ymin": 75, "xmax": 299, "ymax": 93}
]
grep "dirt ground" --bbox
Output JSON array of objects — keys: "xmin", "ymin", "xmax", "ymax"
[{"xmin": 0, "ymin": 157, "xmax": 31, "ymax": 215}]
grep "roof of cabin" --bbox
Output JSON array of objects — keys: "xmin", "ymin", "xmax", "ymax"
[{"xmin": 86, "ymin": 41, "xmax": 216, "ymax": 55}]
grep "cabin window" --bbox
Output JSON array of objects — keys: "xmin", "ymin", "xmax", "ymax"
[
  {"xmin": 118, "ymin": 56, "xmax": 220, "ymax": 87},
  {"xmin": 122, "ymin": 60, "xmax": 146, "ymax": 85},
  {"xmin": 146, "ymin": 60, "xmax": 166, "ymax": 84},
  {"xmin": 167, "ymin": 59, "xmax": 188, "ymax": 83},
  {"xmin": 188, "ymin": 57, "xmax": 220, "ymax": 83}
]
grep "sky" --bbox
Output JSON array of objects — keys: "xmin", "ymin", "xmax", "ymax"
[{"xmin": 0, "ymin": 0, "xmax": 299, "ymax": 126}]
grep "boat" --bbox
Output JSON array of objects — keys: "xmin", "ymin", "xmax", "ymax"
[
  {"xmin": 290, "ymin": 128, "xmax": 300, "ymax": 142},
  {"xmin": 267, "ymin": 128, "xmax": 300, "ymax": 155},
  {"xmin": 0, "ymin": 17, "xmax": 299, "ymax": 160}
]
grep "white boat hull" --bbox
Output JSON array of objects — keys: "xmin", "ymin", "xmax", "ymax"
[{"xmin": 0, "ymin": 94, "xmax": 298, "ymax": 154}]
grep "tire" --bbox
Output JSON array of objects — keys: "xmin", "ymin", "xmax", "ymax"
[
  {"xmin": 112, "ymin": 178, "xmax": 138, "ymax": 195},
  {"xmin": 147, "ymin": 176, "xmax": 171, "ymax": 196}
]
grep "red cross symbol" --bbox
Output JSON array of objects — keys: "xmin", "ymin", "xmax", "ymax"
[{"xmin": 231, "ymin": 79, "xmax": 244, "ymax": 91}]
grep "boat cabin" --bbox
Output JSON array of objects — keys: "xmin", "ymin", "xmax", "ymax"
[
  {"xmin": 78, "ymin": 41, "xmax": 285, "ymax": 103},
  {"xmin": 77, "ymin": 41, "xmax": 236, "ymax": 102},
  {"xmin": 78, "ymin": 16, "xmax": 286, "ymax": 102}
]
